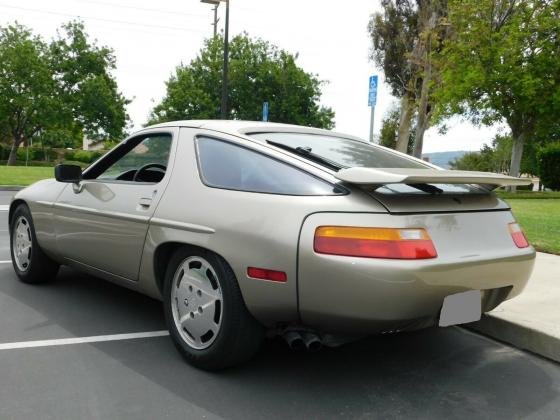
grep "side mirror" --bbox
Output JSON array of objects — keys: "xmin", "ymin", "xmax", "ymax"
[{"xmin": 54, "ymin": 164, "xmax": 82, "ymax": 184}]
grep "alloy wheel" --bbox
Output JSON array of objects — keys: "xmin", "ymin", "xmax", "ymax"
[
  {"xmin": 12, "ymin": 216, "xmax": 32, "ymax": 272},
  {"xmin": 171, "ymin": 256, "xmax": 223, "ymax": 350}
]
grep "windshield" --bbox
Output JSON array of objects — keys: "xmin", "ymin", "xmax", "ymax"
[{"xmin": 250, "ymin": 132, "xmax": 428, "ymax": 169}]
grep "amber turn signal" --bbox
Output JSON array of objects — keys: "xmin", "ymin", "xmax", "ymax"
[{"xmin": 314, "ymin": 226, "xmax": 437, "ymax": 259}]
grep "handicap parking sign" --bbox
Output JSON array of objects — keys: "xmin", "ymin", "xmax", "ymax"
[{"xmin": 368, "ymin": 75, "xmax": 378, "ymax": 106}]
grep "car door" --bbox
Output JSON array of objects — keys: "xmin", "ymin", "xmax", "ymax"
[{"xmin": 53, "ymin": 128, "xmax": 177, "ymax": 280}]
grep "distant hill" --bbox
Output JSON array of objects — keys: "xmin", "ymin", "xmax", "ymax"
[{"xmin": 422, "ymin": 151, "xmax": 469, "ymax": 169}]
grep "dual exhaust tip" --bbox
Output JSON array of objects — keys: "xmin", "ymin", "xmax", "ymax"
[{"xmin": 283, "ymin": 331, "xmax": 322, "ymax": 352}]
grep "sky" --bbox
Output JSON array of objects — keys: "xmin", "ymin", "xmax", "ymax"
[{"xmin": 0, "ymin": 0, "xmax": 504, "ymax": 153}]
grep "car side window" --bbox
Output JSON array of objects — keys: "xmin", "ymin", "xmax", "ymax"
[
  {"xmin": 85, "ymin": 134, "xmax": 172, "ymax": 183},
  {"xmin": 196, "ymin": 137, "xmax": 343, "ymax": 196}
]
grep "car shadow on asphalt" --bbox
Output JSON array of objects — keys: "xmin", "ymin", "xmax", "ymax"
[
  {"xmin": 1, "ymin": 266, "xmax": 558, "ymax": 419},
  {"xmin": 96, "ymin": 329, "xmax": 558, "ymax": 419},
  {"xmin": 0, "ymin": 266, "xmax": 165, "ymax": 340}
]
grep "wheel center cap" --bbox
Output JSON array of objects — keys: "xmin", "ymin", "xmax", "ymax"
[{"xmin": 183, "ymin": 298, "xmax": 189, "ymax": 307}]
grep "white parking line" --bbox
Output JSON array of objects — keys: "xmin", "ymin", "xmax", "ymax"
[
  {"xmin": 0, "ymin": 261, "xmax": 12, "ymax": 264},
  {"xmin": 0, "ymin": 205, "xmax": 9, "ymax": 211},
  {"xmin": 0, "ymin": 330, "xmax": 170, "ymax": 350}
]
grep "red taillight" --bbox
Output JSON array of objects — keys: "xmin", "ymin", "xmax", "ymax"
[
  {"xmin": 247, "ymin": 267, "xmax": 287, "ymax": 282},
  {"xmin": 509, "ymin": 222, "xmax": 529, "ymax": 248},
  {"xmin": 314, "ymin": 226, "xmax": 437, "ymax": 259}
]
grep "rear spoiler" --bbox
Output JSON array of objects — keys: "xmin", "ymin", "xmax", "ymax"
[{"xmin": 334, "ymin": 168, "xmax": 531, "ymax": 190}]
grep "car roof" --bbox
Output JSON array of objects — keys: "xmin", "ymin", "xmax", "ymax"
[{"xmin": 145, "ymin": 120, "xmax": 366, "ymax": 142}]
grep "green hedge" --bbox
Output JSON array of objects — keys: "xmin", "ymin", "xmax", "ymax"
[
  {"xmin": 516, "ymin": 183, "xmax": 533, "ymax": 191},
  {"xmin": 539, "ymin": 142, "xmax": 560, "ymax": 191},
  {"xmin": 0, "ymin": 144, "xmax": 107, "ymax": 164},
  {"xmin": 496, "ymin": 191, "xmax": 560, "ymax": 199},
  {"xmin": 0, "ymin": 145, "xmax": 57, "ymax": 162},
  {"xmin": 63, "ymin": 149, "xmax": 104, "ymax": 163}
]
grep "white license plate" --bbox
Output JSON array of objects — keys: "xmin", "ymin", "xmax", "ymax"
[{"xmin": 439, "ymin": 290, "xmax": 482, "ymax": 327}]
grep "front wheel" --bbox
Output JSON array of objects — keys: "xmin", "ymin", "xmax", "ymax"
[
  {"xmin": 10, "ymin": 204, "xmax": 59, "ymax": 284},
  {"xmin": 163, "ymin": 247, "xmax": 264, "ymax": 370}
]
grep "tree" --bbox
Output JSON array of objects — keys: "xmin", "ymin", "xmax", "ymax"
[
  {"xmin": 149, "ymin": 34, "xmax": 334, "ymax": 128},
  {"xmin": 50, "ymin": 22, "xmax": 129, "ymax": 141},
  {"xmin": 369, "ymin": 1, "xmax": 449, "ymax": 156},
  {"xmin": 0, "ymin": 22, "xmax": 129, "ymax": 165},
  {"xmin": 409, "ymin": 0, "xmax": 449, "ymax": 158},
  {"xmin": 0, "ymin": 25, "xmax": 56, "ymax": 165},
  {"xmin": 378, "ymin": 104, "xmax": 414, "ymax": 154},
  {"xmin": 449, "ymin": 133, "xmax": 540, "ymax": 174},
  {"xmin": 369, "ymin": 0, "xmax": 419, "ymax": 153},
  {"xmin": 449, "ymin": 149, "xmax": 496, "ymax": 171},
  {"xmin": 436, "ymin": 0, "xmax": 560, "ymax": 182}
]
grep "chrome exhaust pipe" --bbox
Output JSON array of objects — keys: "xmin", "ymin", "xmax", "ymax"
[
  {"xmin": 302, "ymin": 332, "xmax": 322, "ymax": 352},
  {"xmin": 283, "ymin": 331, "xmax": 305, "ymax": 351}
]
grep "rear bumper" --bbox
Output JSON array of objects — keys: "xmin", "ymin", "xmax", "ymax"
[{"xmin": 297, "ymin": 211, "xmax": 536, "ymax": 334}]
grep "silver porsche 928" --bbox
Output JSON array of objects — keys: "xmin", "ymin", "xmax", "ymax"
[{"xmin": 9, "ymin": 120, "xmax": 535, "ymax": 370}]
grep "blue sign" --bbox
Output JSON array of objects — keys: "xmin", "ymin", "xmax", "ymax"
[
  {"xmin": 262, "ymin": 101, "xmax": 269, "ymax": 122},
  {"xmin": 368, "ymin": 75, "xmax": 378, "ymax": 106}
]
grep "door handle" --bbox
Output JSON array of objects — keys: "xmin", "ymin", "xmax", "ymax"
[{"xmin": 138, "ymin": 197, "xmax": 152, "ymax": 208}]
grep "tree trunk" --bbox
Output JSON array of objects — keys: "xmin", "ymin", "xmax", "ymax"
[
  {"xmin": 7, "ymin": 135, "xmax": 22, "ymax": 166},
  {"xmin": 507, "ymin": 131, "xmax": 525, "ymax": 191},
  {"xmin": 412, "ymin": 114, "xmax": 429, "ymax": 159},
  {"xmin": 412, "ymin": 63, "xmax": 432, "ymax": 159},
  {"xmin": 396, "ymin": 94, "xmax": 415, "ymax": 153}
]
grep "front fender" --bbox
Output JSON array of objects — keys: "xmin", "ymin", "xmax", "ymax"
[{"xmin": 10, "ymin": 178, "xmax": 68, "ymax": 260}]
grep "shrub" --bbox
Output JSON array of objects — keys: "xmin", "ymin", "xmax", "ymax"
[
  {"xmin": 516, "ymin": 183, "xmax": 534, "ymax": 191},
  {"xmin": 75, "ymin": 150, "xmax": 104, "ymax": 163},
  {"xmin": 539, "ymin": 142, "xmax": 560, "ymax": 191},
  {"xmin": 72, "ymin": 150, "xmax": 89, "ymax": 163},
  {"xmin": 73, "ymin": 150, "xmax": 94, "ymax": 163},
  {"xmin": 63, "ymin": 149, "xmax": 76, "ymax": 161},
  {"xmin": 47, "ymin": 148, "xmax": 58, "ymax": 161},
  {"xmin": 16, "ymin": 147, "xmax": 45, "ymax": 161}
]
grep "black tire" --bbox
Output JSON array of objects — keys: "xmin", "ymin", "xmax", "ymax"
[
  {"xmin": 10, "ymin": 204, "xmax": 59, "ymax": 284},
  {"xmin": 163, "ymin": 247, "xmax": 264, "ymax": 370}
]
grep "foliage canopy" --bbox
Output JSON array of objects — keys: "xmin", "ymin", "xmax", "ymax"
[
  {"xmin": 149, "ymin": 34, "xmax": 335, "ymax": 129},
  {"xmin": 435, "ymin": 0, "xmax": 560, "ymax": 177},
  {"xmin": 0, "ymin": 21, "xmax": 128, "ymax": 165}
]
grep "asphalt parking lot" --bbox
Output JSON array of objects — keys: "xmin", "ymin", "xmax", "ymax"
[{"xmin": 0, "ymin": 191, "xmax": 559, "ymax": 419}]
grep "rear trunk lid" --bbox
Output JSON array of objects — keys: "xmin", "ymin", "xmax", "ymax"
[{"xmin": 366, "ymin": 190, "xmax": 509, "ymax": 213}]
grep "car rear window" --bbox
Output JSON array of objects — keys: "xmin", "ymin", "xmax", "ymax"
[
  {"xmin": 374, "ymin": 183, "xmax": 483, "ymax": 195},
  {"xmin": 250, "ymin": 132, "xmax": 484, "ymax": 195},
  {"xmin": 249, "ymin": 132, "xmax": 428, "ymax": 169},
  {"xmin": 196, "ymin": 137, "xmax": 345, "ymax": 196}
]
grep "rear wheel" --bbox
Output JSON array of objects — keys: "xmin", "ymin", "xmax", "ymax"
[
  {"xmin": 10, "ymin": 204, "xmax": 59, "ymax": 284},
  {"xmin": 163, "ymin": 247, "xmax": 264, "ymax": 370}
]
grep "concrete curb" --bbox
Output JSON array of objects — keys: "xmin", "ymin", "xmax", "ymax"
[
  {"xmin": 467, "ymin": 314, "xmax": 560, "ymax": 363},
  {"xmin": 0, "ymin": 186, "xmax": 24, "ymax": 191}
]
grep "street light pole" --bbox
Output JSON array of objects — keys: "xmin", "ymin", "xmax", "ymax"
[
  {"xmin": 212, "ymin": 3, "xmax": 219, "ymax": 37},
  {"xmin": 221, "ymin": 0, "xmax": 230, "ymax": 119},
  {"xmin": 201, "ymin": 0, "xmax": 229, "ymax": 119}
]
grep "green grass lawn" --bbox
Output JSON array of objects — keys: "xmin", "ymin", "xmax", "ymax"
[
  {"xmin": 506, "ymin": 199, "xmax": 560, "ymax": 255},
  {"xmin": 0, "ymin": 166, "xmax": 54, "ymax": 186},
  {"xmin": 496, "ymin": 191, "xmax": 560, "ymax": 200}
]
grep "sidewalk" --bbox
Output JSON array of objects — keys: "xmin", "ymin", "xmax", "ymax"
[{"xmin": 469, "ymin": 252, "xmax": 560, "ymax": 362}]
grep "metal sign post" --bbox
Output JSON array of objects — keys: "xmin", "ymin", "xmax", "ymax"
[{"xmin": 368, "ymin": 75, "xmax": 378, "ymax": 143}]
